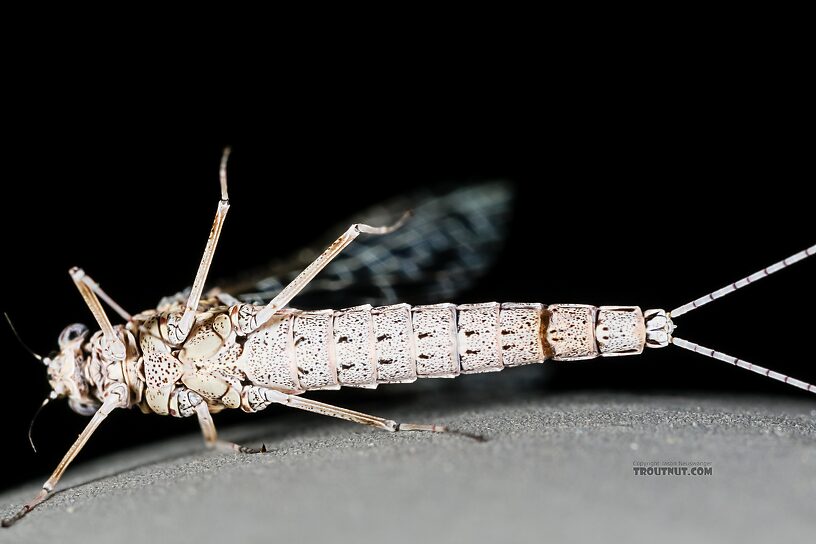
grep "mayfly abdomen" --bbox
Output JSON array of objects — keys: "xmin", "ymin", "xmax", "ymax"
[
  {"xmin": 238, "ymin": 313, "xmax": 301, "ymax": 394},
  {"xmin": 238, "ymin": 303, "xmax": 647, "ymax": 393},
  {"xmin": 371, "ymin": 304, "xmax": 418, "ymax": 383},
  {"xmin": 292, "ymin": 310, "xmax": 337, "ymax": 389}
]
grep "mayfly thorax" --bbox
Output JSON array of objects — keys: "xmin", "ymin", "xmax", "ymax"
[{"xmin": 3, "ymin": 148, "xmax": 814, "ymax": 527}]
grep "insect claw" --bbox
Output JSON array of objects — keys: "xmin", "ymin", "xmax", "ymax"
[{"xmin": 451, "ymin": 429, "xmax": 488, "ymax": 443}]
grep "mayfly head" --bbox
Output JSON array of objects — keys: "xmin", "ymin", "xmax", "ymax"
[{"xmin": 44, "ymin": 323, "xmax": 100, "ymax": 415}]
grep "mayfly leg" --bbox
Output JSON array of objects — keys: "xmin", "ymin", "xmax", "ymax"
[
  {"xmin": 174, "ymin": 147, "xmax": 232, "ymax": 344},
  {"xmin": 252, "ymin": 387, "xmax": 485, "ymax": 441},
  {"xmin": 69, "ymin": 268, "xmax": 132, "ymax": 321},
  {"xmin": 245, "ymin": 212, "xmax": 412, "ymax": 333},
  {"xmin": 193, "ymin": 402, "xmax": 267, "ymax": 454},
  {"xmin": 1, "ymin": 385, "xmax": 128, "ymax": 527},
  {"xmin": 69, "ymin": 267, "xmax": 126, "ymax": 360}
]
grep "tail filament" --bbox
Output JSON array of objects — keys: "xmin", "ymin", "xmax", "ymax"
[{"xmin": 668, "ymin": 243, "xmax": 815, "ymax": 394}]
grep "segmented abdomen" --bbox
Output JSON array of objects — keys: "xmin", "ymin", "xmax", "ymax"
[{"xmin": 237, "ymin": 303, "xmax": 645, "ymax": 393}]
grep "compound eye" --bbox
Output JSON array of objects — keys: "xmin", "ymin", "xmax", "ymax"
[
  {"xmin": 59, "ymin": 323, "xmax": 89, "ymax": 349},
  {"xmin": 68, "ymin": 398, "xmax": 98, "ymax": 416}
]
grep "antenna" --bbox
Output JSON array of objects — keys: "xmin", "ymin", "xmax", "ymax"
[
  {"xmin": 28, "ymin": 392, "xmax": 58, "ymax": 453},
  {"xmin": 4, "ymin": 313, "xmax": 45, "ymax": 363}
]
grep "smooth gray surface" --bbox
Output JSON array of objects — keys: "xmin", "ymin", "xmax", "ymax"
[{"xmin": 2, "ymin": 371, "xmax": 815, "ymax": 544}]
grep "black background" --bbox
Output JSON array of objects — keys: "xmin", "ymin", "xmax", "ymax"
[{"xmin": 1, "ymin": 84, "xmax": 813, "ymax": 491}]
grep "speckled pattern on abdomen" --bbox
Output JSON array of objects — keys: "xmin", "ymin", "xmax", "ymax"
[{"xmin": 236, "ymin": 302, "xmax": 555, "ymax": 393}]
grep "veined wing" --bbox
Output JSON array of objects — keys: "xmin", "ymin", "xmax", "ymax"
[{"xmin": 210, "ymin": 181, "xmax": 515, "ymax": 310}]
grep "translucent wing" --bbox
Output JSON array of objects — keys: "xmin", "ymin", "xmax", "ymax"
[{"xmin": 212, "ymin": 181, "xmax": 515, "ymax": 310}]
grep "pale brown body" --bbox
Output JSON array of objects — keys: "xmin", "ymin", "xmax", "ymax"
[{"xmin": 71, "ymin": 297, "xmax": 651, "ymax": 422}]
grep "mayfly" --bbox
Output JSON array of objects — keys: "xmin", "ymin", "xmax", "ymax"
[{"xmin": 2, "ymin": 148, "xmax": 814, "ymax": 526}]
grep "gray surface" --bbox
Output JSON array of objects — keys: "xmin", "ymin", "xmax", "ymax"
[{"xmin": 2, "ymin": 371, "xmax": 815, "ymax": 544}]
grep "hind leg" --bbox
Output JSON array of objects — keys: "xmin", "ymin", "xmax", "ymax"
[{"xmin": 243, "ymin": 386, "xmax": 484, "ymax": 441}]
